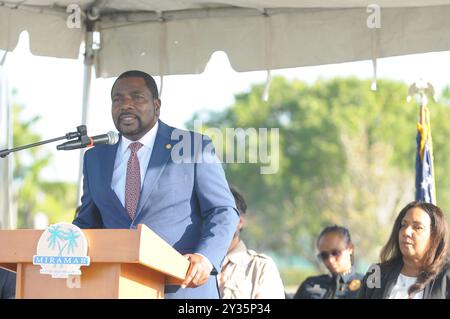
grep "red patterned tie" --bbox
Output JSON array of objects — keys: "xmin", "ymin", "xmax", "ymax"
[{"xmin": 125, "ymin": 142, "xmax": 143, "ymax": 220}]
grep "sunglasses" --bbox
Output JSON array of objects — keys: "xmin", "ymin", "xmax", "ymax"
[{"xmin": 317, "ymin": 249, "xmax": 343, "ymax": 261}]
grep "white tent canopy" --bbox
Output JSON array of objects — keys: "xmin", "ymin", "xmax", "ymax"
[
  {"xmin": 1, "ymin": 1, "xmax": 450, "ymax": 77},
  {"xmin": 1, "ymin": 1, "xmax": 450, "ymax": 226}
]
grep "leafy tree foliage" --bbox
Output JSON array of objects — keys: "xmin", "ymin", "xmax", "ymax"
[
  {"xmin": 187, "ymin": 77, "xmax": 450, "ymax": 277},
  {"xmin": 12, "ymin": 95, "xmax": 77, "ymax": 228}
]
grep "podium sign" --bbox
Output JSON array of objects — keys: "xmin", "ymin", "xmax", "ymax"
[{"xmin": 33, "ymin": 223, "xmax": 90, "ymax": 278}]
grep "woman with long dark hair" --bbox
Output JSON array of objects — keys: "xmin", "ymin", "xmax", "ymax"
[{"xmin": 359, "ymin": 201, "xmax": 450, "ymax": 299}]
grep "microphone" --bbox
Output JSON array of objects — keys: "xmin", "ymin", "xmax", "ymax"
[{"xmin": 57, "ymin": 131, "xmax": 119, "ymax": 150}]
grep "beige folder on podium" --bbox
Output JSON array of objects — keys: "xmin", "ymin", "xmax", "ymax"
[{"xmin": 0, "ymin": 224, "xmax": 190, "ymax": 299}]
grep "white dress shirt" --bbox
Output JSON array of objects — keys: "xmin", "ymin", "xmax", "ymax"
[{"xmin": 111, "ymin": 121, "xmax": 158, "ymax": 208}]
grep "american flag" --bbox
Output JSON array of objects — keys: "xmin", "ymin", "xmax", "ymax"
[{"xmin": 415, "ymin": 106, "xmax": 436, "ymax": 204}]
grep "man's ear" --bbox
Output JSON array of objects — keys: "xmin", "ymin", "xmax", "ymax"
[
  {"xmin": 238, "ymin": 214, "xmax": 246, "ymax": 231},
  {"xmin": 348, "ymin": 244, "xmax": 354, "ymax": 255},
  {"xmin": 154, "ymin": 98, "xmax": 161, "ymax": 114}
]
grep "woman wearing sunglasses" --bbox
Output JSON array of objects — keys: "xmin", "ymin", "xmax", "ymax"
[
  {"xmin": 359, "ymin": 201, "xmax": 450, "ymax": 299},
  {"xmin": 293, "ymin": 225, "xmax": 363, "ymax": 299}
]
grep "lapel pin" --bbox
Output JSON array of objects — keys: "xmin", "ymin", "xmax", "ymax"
[{"xmin": 165, "ymin": 144, "xmax": 172, "ymax": 150}]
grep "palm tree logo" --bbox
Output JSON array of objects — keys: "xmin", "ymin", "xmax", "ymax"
[
  {"xmin": 47, "ymin": 224, "xmax": 66, "ymax": 254},
  {"xmin": 46, "ymin": 224, "xmax": 81, "ymax": 256},
  {"xmin": 64, "ymin": 229, "xmax": 80, "ymax": 255}
]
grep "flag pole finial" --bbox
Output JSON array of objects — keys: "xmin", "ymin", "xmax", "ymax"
[{"xmin": 407, "ymin": 79, "xmax": 437, "ymax": 105}]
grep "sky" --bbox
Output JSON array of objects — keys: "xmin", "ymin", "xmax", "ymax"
[{"xmin": 3, "ymin": 31, "xmax": 450, "ymax": 183}]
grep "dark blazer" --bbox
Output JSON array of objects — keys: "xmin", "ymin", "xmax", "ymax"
[
  {"xmin": 73, "ymin": 120, "xmax": 239, "ymax": 299},
  {"xmin": 0, "ymin": 268, "xmax": 15, "ymax": 299},
  {"xmin": 359, "ymin": 262, "xmax": 450, "ymax": 299},
  {"xmin": 294, "ymin": 268, "xmax": 364, "ymax": 299}
]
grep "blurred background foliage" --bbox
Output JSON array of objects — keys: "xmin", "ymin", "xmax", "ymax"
[
  {"xmin": 187, "ymin": 76, "xmax": 450, "ymax": 291},
  {"xmin": 11, "ymin": 90, "xmax": 77, "ymax": 228}
]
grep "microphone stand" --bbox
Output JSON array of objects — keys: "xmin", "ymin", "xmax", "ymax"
[{"xmin": 0, "ymin": 125, "xmax": 88, "ymax": 158}]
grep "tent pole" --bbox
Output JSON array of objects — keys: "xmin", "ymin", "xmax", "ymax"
[
  {"xmin": 76, "ymin": 23, "xmax": 95, "ymax": 208},
  {"xmin": 0, "ymin": 60, "xmax": 16, "ymax": 229}
]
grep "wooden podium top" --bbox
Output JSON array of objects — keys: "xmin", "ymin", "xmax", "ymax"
[{"xmin": 0, "ymin": 224, "xmax": 189, "ymax": 282}]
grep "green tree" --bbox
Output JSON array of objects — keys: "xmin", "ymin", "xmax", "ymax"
[
  {"xmin": 12, "ymin": 94, "xmax": 77, "ymax": 227},
  {"xmin": 187, "ymin": 77, "xmax": 450, "ymax": 286}
]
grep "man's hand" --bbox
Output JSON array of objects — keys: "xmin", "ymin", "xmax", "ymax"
[{"xmin": 181, "ymin": 253, "xmax": 213, "ymax": 288}]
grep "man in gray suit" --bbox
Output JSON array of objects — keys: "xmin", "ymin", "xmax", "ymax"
[{"xmin": 74, "ymin": 70, "xmax": 239, "ymax": 298}]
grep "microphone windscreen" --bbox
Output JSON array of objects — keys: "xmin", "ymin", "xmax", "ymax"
[{"xmin": 107, "ymin": 131, "xmax": 119, "ymax": 145}]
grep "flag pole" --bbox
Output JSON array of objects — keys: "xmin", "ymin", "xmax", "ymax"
[{"xmin": 407, "ymin": 80, "xmax": 437, "ymax": 204}]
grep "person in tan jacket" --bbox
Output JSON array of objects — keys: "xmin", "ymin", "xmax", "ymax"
[{"xmin": 218, "ymin": 186, "xmax": 285, "ymax": 299}]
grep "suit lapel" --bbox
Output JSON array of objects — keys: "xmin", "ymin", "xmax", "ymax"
[{"xmin": 134, "ymin": 121, "xmax": 173, "ymax": 219}]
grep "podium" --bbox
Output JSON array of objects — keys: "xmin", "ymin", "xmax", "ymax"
[{"xmin": 0, "ymin": 224, "xmax": 190, "ymax": 299}]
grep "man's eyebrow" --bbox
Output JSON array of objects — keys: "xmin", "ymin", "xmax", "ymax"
[
  {"xmin": 112, "ymin": 89, "xmax": 148, "ymax": 98},
  {"xmin": 130, "ymin": 90, "xmax": 146, "ymax": 94}
]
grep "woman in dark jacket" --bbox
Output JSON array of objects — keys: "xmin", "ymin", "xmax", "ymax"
[{"xmin": 359, "ymin": 201, "xmax": 449, "ymax": 299}]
